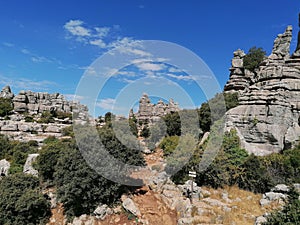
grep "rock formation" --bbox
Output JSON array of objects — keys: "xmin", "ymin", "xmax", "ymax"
[
  {"xmin": 224, "ymin": 25, "xmax": 300, "ymax": 155},
  {"xmin": 131, "ymin": 93, "xmax": 180, "ymax": 123},
  {"xmin": 0, "ymin": 86, "xmax": 89, "ymax": 143},
  {"xmin": 0, "ymin": 86, "xmax": 87, "ymax": 115}
]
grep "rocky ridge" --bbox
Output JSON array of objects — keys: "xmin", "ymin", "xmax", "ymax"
[
  {"xmin": 130, "ymin": 93, "xmax": 180, "ymax": 123},
  {"xmin": 224, "ymin": 25, "xmax": 300, "ymax": 155},
  {"xmin": 0, "ymin": 86, "xmax": 88, "ymax": 143}
]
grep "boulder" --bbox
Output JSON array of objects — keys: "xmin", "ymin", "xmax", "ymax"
[
  {"xmin": 0, "ymin": 159, "xmax": 10, "ymax": 176},
  {"xmin": 122, "ymin": 197, "xmax": 141, "ymax": 217},
  {"xmin": 23, "ymin": 154, "xmax": 39, "ymax": 177}
]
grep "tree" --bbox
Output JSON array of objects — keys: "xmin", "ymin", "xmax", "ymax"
[
  {"xmin": 243, "ymin": 46, "xmax": 266, "ymax": 72},
  {"xmin": 198, "ymin": 92, "xmax": 239, "ymax": 133},
  {"xmin": 0, "ymin": 97, "xmax": 13, "ymax": 117},
  {"xmin": 54, "ymin": 146, "xmax": 123, "ymax": 219},
  {"xmin": 0, "ymin": 174, "xmax": 51, "ymax": 225},
  {"xmin": 163, "ymin": 112, "xmax": 181, "ymax": 136}
]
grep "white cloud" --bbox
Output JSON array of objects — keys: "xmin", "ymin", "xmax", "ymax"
[
  {"xmin": 2, "ymin": 42, "xmax": 14, "ymax": 47},
  {"xmin": 96, "ymin": 98, "xmax": 116, "ymax": 110},
  {"xmin": 95, "ymin": 27, "xmax": 110, "ymax": 38},
  {"xmin": 64, "ymin": 20, "xmax": 91, "ymax": 37},
  {"xmin": 0, "ymin": 74, "xmax": 57, "ymax": 91},
  {"xmin": 89, "ymin": 39, "xmax": 107, "ymax": 48},
  {"xmin": 136, "ymin": 62, "xmax": 165, "ymax": 71},
  {"xmin": 21, "ymin": 49, "xmax": 31, "ymax": 55},
  {"xmin": 31, "ymin": 56, "xmax": 52, "ymax": 63},
  {"xmin": 166, "ymin": 73, "xmax": 193, "ymax": 81},
  {"xmin": 64, "ymin": 94, "xmax": 85, "ymax": 101}
]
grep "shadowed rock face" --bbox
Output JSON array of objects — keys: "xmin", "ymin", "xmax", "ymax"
[{"xmin": 224, "ymin": 25, "xmax": 300, "ymax": 156}]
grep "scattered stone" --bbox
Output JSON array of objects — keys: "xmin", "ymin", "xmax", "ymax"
[{"xmin": 93, "ymin": 204, "xmax": 112, "ymax": 220}]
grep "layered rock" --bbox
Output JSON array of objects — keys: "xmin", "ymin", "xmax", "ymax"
[
  {"xmin": 0, "ymin": 86, "xmax": 89, "ymax": 143},
  {"xmin": 225, "ymin": 25, "xmax": 300, "ymax": 155},
  {"xmin": 0, "ymin": 86, "xmax": 88, "ymax": 115},
  {"xmin": 132, "ymin": 93, "xmax": 180, "ymax": 123}
]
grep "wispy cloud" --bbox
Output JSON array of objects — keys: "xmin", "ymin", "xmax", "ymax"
[
  {"xmin": 96, "ymin": 98, "xmax": 116, "ymax": 110},
  {"xmin": 166, "ymin": 73, "xmax": 193, "ymax": 81},
  {"xmin": 64, "ymin": 94, "xmax": 85, "ymax": 101},
  {"xmin": 136, "ymin": 62, "xmax": 165, "ymax": 71},
  {"xmin": 21, "ymin": 48, "xmax": 54, "ymax": 64},
  {"xmin": 2, "ymin": 42, "xmax": 14, "ymax": 47},
  {"xmin": 63, "ymin": 19, "xmax": 153, "ymax": 58},
  {"xmin": 0, "ymin": 74, "xmax": 57, "ymax": 91},
  {"xmin": 64, "ymin": 20, "xmax": 91, "ymax": 37}
]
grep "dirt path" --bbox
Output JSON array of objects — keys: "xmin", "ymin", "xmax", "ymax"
[{"xmin": 130, "ymin": 148, "xmax": 178, "ymax": 225}]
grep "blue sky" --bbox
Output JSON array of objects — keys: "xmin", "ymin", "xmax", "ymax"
[{"xmin": 0, "ymin": 0, "xmax": 299, "ymax": 116}]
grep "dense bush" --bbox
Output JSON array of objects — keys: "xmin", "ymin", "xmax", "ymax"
[
  {"xmin": 163, "ymin": 112, "xmax": 181, "ymax": 136},
  {"xmin": 243, "ymin": 46, "xmax": 266, "ymax": 72},
  {"xmin": 36, "ymin": 138, "xmax": 75, "ymax": 182},
  {"xmin": 0, "ymin": 173, "xmax": 51, "ymax": 225},
  {"xmin": 54, "ymin": 146, "xmax": 124, "ymax": 219},
  {"xmin": 198, "ymin": 92, "xmax": 239, "ymax": 133},
  {"xmin": 0, "ymin": 136, "xmax": 37, "ymax": 174},
  {"xmin": 0, "ymin": 97, "xmax": 13, "ymax": 117},
  {"xmin": 159, "ymin": 135, "xmax": 179, "ymax": 157},
  {"xmin": 196, "ymin": 129, "xmax": 250, "ymax": 189}
]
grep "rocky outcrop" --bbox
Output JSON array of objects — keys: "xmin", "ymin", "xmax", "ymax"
[
  {"xmin": 0, "ymin": 85, "xmax": 88, "ymax": 116},
  {"xmin": 224, "ymin": 25, "xmax": 300, "ymax": 155},
  {"xmin": 23, "ymin": 154, "xmax": 39, "ymax": 176},
  {"xmin": 0, "ymin": 86, "xmax": 14, "ymax": 99},
  {"xmin": 131, "ymin": 93, "xmax": 180, "ymax": 123},
  {"xmin": 0, "ymin": 86, "xmax": 89, "ymax": 143}
]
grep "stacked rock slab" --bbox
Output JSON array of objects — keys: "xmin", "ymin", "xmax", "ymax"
[
  {"xmin": 0, "ymin": 86, "xmax": 88, "ymax": 115},
  {"xmin": 224, "ymin": 26, "xmax": 300, "ymax": 156},
  {"xmin": 132, "ymin": 93, "xmax": 180, "ymax": 123}
]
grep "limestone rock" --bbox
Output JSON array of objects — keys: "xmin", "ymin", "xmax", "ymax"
[
  {"xmin": 0, "ymin": 159, "xmax": 10, "ymax": 176},
  {"xmin": 93, "ymin": 204, "xmax": 112, "ymax": 220},
  {"xmin": 224, "ymin": 26, "xmax": 300, "ymax": 155},
  {"xmin": 255, "ymin": 215, "xmax": 268, "ymax": 225},
  {"xmin": 0, "ymin": 86, "xmax": 14, "ymax": 99},
  {"xmin": 23, "ymin": 154, "xmax": 39, "ymax": 176},
  {"xmin": 270, "ymin": 26, "xmax": 293, "ymax": 60},
  {"xmin": 133, "ymin": 93, "xmax": 180, "ymax": 123},
  {"xmin": 122, "ymin": 197, "xmax": 141, "ymax": 217},
  {"xmin": 271, "ymin": 184, "xmax": 290, "ymax": 193}
]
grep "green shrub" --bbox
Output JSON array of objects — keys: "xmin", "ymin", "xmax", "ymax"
[
  {"xmin": 24, "ymin": 115, "xmax": 34, "ymax": 122},
  {"xmin": 0, "ymin": 174, "xmax": 51, "ymax": 225},
  {"xmin": 38, "ymin": 111, "xmax": 55, "ymax": 123},
  {"xmin": 198, "ymin": 92, "xmax": 239, "ymax": 133},
  {"xmin": 140, "ymin": 125, "xmax": 150, "ymax": 138},
  {"xmin": 159, "ymin": 136, "xmax": 179, "ymax": 157},
  {"xmin": 243, "ymin": 46, "xmax": 266, "ymax": 72},
  {"xmin": 0, "ymin": 97, "xmax": 13, "ymax": 117}
]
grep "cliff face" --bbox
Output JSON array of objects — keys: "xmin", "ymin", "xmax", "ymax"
[{"xmin": 224, "ymin": 26, "xmax": 300, "ymax": 156}]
